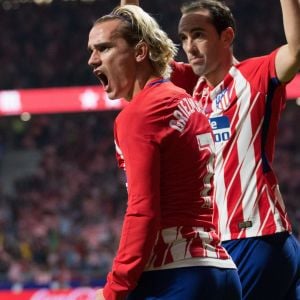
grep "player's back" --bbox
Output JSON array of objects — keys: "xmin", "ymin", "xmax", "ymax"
[
  {"xmin": 115, "ymin": 79, "xmax": 234, "ymax": 271},
  {"xmin": 116, "ymin": 79, "xmax": 215, "ymax": 228}
]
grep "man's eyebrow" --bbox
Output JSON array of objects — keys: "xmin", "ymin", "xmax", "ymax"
[
  {"xmin": 87, "ymin": 41, "xmax": 111, "ymax": 51},
  {"xmin": 180, "ymin": 26, "xmax": 205, "ymax": 33},
  {"xmin": 191, "ymin": 27, "xmax": 205, "ymax": 32}
]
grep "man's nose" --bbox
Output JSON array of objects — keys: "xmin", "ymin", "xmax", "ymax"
[
  {"xmin": 88, "ymin": 50, "xmax": 101, "ymax": 67},
  {"xmin": 185, "ymin": 38, "xmax": 197, "ymax": 54}
]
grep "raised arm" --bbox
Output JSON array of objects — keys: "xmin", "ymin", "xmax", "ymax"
[
  {"xmin": 120, "ymin": 0, "xmax": 139, "ymax": 5},
  {"xmin": 276, "ymin": 0, "xmax": 300, "ymax": 82}
]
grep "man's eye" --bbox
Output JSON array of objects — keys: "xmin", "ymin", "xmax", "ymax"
[
  {"xmin": 96, "ymin": 45, "xmax": 111, "ymax": 53},
  {"xmin": 179, "ymin": 35, "xmax": 187, "ymax": 42},
  {"xmin": 193, "ymin": 32, "xmax": 204, "ymax": 39}
]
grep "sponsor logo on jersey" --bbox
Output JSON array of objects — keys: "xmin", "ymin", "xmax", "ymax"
[{"xmin": 209, "ymin": 116, "xmax": 231, "ymax": 143}]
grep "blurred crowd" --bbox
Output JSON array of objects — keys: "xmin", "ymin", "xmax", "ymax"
[
  {"xmin": 0, "ymin": 112, "xmax": 127, "ymax": 287},
  {"xmin": 0, "ymin": 0, "xmax": 287, "ymax": 90},
  {"xmin": 0, "ymin": 0, "xmax": 299, "ymax": 289}
]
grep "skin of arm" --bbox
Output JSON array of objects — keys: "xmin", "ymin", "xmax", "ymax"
[
  {"xmin": 276, "ymin": 0, "xmax": 300, "ymax": 82},
  {"xmin": 120, "ymin": 0, "xmax": 139, "ymax": 5}
]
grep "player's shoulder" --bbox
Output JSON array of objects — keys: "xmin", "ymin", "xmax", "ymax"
[
  {"xmin": 151, "ymin": 80, "xmax": 192, "ymax": 102},
  {"xmin": 236, "ymin": 49, "xmax": 279, "ymax": 70},
  {"xmin": 129, "ymin": 81, "xmax": 194, "ymax": 122}
]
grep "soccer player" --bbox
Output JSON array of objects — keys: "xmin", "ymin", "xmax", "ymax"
[
  {"xmin": 121, "ymin": 0, "xmax": 300, "ymax": 299},
  {"xmin": 87, "ymin": 4, "xmax": 241, "ymax": 300},
  {"xmin": 176, "ymin": 1, "xmax": 300, "ymax": 299}
]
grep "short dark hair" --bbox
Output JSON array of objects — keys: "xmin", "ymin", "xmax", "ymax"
[{"xmin": 181, "ymin": 0, "xmax": 236, "ymax": 35}]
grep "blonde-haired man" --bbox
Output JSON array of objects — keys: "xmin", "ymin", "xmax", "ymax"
[
  {"xmin": 121, "ymin": 1, "xmax": 300, "ymax": 299},
  {"xmin": 88, "ymin": 5, "xmax": 241, "ymax": 300}
]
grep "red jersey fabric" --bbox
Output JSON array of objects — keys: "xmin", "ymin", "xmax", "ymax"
[
  {"xmin": 103, "ymin": 79, "xmax": 235, "ymax": 300},
  {"xmin": 171, "ymin": 50, "xmax": 292, "ymax": 242}
]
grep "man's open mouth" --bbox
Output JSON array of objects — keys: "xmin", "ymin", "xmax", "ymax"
[
  {"xmin": 98, "ymin": 73, "xmax": 108, "ymax": 87},
  {"xmin": 94, "ymin": 70, "xmax": 108, "ymax": 88}
]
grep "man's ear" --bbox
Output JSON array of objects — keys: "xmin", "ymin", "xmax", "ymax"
[
  {"xmin": 135, "ymin": 41, "xmax": 149, "ymax": 62},
  {"xmin": 221, "ymin": 27, "xmax": 235, "ymax": 48}
]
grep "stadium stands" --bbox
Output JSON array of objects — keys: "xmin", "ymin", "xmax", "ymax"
[{"xmin": 0, "ymin": 0, "xmax": 299, "ymax": 288}]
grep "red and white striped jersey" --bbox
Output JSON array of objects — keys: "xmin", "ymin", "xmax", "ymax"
[
  {"xmin": 171, "ymin": 50, "xmax": 292, "ymax": 241},
  {"xmin": 103, "ymin": 79, "xmax": 235, "ymax": 300}
]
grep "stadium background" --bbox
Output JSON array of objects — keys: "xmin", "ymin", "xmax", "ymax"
[{"xmin": 0, "ymin": 0, "xmax": 299, "ymax": 299}]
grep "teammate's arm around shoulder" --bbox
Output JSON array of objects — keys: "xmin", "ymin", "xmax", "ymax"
[
  {"xmin": 276, "ymin": 0, "xmax": 300, "ymax": 82},
  {"xmin": 120, "ymin": 0, "xmax": 139, "ymax": 5}
]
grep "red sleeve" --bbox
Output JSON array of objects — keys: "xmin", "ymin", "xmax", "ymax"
[
  {"xmin": 247, "ymin": 49, "xmax": 287, "ymax": 109},
  {"xmin": 170, "ymin": 60, "xmax": 199, "ymax": 95},
  {"xmin": 103, "ymin": 122, "xmax": 161, "ymax": 300}
]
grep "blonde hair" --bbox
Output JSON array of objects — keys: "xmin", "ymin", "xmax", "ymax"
[{"xmin": 95, "ymin": 5, "xmax": 177, "ymax": 78}]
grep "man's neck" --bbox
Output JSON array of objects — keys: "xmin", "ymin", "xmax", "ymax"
[{"xmin": 204, "ymin": 54, "xmax": 236, "ymax": 88}]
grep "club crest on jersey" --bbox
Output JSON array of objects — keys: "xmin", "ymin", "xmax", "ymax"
[
  {"xmin": 214, "ymin": 88, "xmax": 230, "ymax": 111},
  {"xmin": 209, "ymin": 116, "xmax": 231, "ymax": 143}
]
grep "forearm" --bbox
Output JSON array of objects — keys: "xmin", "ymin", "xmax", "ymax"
[
  {"xmin": 103, "ymin": 213, "xmax": 159, "ymax": 299},
  {"xmin": 275, "ymin": 0, "xmax": 300, "ymax": 81},
  {"xmin": 120, "ymin": 0, "xmax": 139, "ymax": 5},
  {"xmin": 104, "ymin": 136, "xmax": 160, "ymax": 300},
  {"xmin": 280, "ymin": 0, "xmax": 300, "ymax": 58}
]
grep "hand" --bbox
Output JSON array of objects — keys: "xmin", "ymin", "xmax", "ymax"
[{"xmin": 95, "ymin": 288, "xmax": 105, "ymax": 300}]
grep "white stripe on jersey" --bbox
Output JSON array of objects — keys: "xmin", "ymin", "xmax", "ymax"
[
  {"xmin": 195, "ymin": 64, "xmax": 291, "ymax": 241},
  {"xmin": 145, "ymin": 226, "xmax": 235, "ymax": 271},
  {"xmin": 234, "ymin": 69, "xmax": 261, "ymax": 238},
  {"xmin": 114, "ymin": 139, "xmax": 124, "ymax": 159}
]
